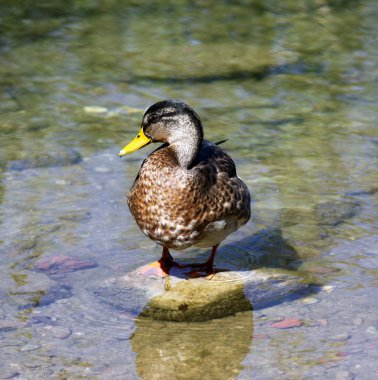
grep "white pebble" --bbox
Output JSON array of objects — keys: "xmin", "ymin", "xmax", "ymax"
[
  {"xmin": 302, "ymin": 297, "xmax": 319, "ymax": 304},
  {"xmin": 322, "ymin": 285, "xmax": 335, "ymax": 293},
  {"xmin": 55, "ymin": 179, "xmax": 68, "ymax": 185},
  {"xmin": 365, "ymin": 326, "xmax": 377, "ymax": 335},
  {"xmin": 84, "ymin": 106, "xmax": 108, "ymax": 114}
]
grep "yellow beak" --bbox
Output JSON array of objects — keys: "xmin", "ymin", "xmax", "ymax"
[{"xmin": 119, "ymin": 127, "xmax": 152, "ymax": 157}]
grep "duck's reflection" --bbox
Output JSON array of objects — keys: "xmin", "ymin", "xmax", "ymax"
[{"xmin": 131, "ymin": 310, "xmax": 253, "ymax": 379}]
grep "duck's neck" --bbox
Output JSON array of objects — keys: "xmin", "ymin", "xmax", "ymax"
[{"xmin": 169, "ymin": 123, "xmax": 203, "ymax": 170}]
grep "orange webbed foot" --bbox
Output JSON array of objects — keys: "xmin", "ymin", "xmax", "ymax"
[{"xmin": 139, "ymin": 261, "xmax": 170, "ymax": 277}]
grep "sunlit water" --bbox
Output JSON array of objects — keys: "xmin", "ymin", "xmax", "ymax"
[{"xmin": 1, "ymin": 1, "xmax": 377, "ymax": 378}]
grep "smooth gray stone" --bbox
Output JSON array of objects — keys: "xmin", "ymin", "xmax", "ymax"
[{"xmin": 95, "ymin": 266, "xmax": 309, "ymax": 322}]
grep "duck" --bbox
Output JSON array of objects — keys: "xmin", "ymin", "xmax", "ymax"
[{"xmin": 119, "ymin": 100, "xmax": 251, "ymax": 277}]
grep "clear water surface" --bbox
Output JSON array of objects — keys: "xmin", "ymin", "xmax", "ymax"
[{"xmin": 0, "ymin": 1, "xmax": 377, "ymax": 378}]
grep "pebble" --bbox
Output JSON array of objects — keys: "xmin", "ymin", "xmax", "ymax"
[
  {"xmin": 20, "ymin": 343, "xmax": 41, "ymax": 352},
  {"xmin": 55, "ymin": 179, "xmax": 68, "ymax": 185},
  {"xmin": 94, "ymin": 166, "xmax": 111, "ymax": 173},
  {"xmin": 322, "ymin": 285, "xmax": 335, "ymax": 293},
  {"xmin": 270, "ymin": 317, "xmax": 303, "ymax": 329},
  {"xmin": 329, "ymin": 333, "xmax": 351, "ymax": 342},
  {"xmin": 15, "ymin": 238, "xmax": 37, "ymax": 251},
  {"xmin": 35, "ymin": 255, "xmax": 97, "ymax": 274},
  {"xmin": 0, "ymin": 320, "xmax": 26, "ymax": 332},
  {"xmin": 58, "ymin": 210, "xmax": 92, "ymax": 222},
  {"xmin": 253, "ymin": 334, "xmax": 270, "ymax": 340},
  {"xmin": 334, "ymin": 370, "xmax": 355, "ymax": 380},
  {"xmin": 350, "ymin": 348, "xmax": 363, "ymax": 354},
  {"xmin": 84, "ymin": 106, "xmax": 108, "ymax": 114},
  {"xmin": 51, "ymin": 326, "xmax": 72, "ymax": 339},
  {"xmin": 352, "ymin": 317, "xmax": 364, "ymax": 325},
  {"xmin": 317, "ymin": 319, "xmax": 329, "ymax": 326},
  {"xmin": 302, "ymin": 297, "xmax": 319, "ymax": 304},
  {"xmin": 306, "ymin": 266, "xmax": 340, "ymax": 274},
  {"xmin": 314, "ymin": 199, "xmax": 360, "ymax": 227},
  {"xmin": 8, "ymin": 148, "xmax": 82, "ymax": 170},
  {"xmin": 365, "ymin": 326, "xmax": 378, "ymax": 335},
  {"xmin": 0, "ymin": 368, "xmax": 19, "ymax": 379}
]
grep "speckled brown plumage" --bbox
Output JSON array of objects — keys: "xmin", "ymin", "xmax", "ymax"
[{"xmin": 121, "ymin": 100, "xmax": 251, "ymax": 275}]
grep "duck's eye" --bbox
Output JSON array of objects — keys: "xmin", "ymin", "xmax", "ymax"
[{"xmin": 150, "ymin": 115, "xmax": 161, "ymax": 124}]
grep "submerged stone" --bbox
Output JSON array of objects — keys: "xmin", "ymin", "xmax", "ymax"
[
  {"xmin": 58, "ymin": 210, "xmax": 92, "ymax": 222},
  {"xmin": 140, "ymin": 273, "xmax": 252, "ymax": 322},
  {"xmin": 269, "ymin": 317, "xmax": 303, "ymax": 329},
  {"xmin": 304, "ymin": 265, "xmax": 340, "ymax": 275},
  {"xmin": 328, "ymin": 333, "xmax": 351, "ymax": 342},
  {"xmin": 84, "ymin": 106, "xmax": 108, "ymax": 114},
  {"xmin": 20, "ymin": 343, "xmax": 41, "ymax": 352},
  {"xmin": 8, "ymin": 148, "xmax": 82, "ymax": 171},
  {"xmin": 280, "ymin": 207, "xmax": 314, "ymax": 227},
  {"xmin": 0, "ymin": 367, "xmax": 19, "ymax": 380},
  {"xmin": 49, "ymin": 326, "xmax": 72, "ymax": 339},
  {"xmin": 0, "ymin": 319, "xmax": 27, "ymax": 332},
  {"xmin": 314, "ymin": 199, "xmax": 360, "ymax": 226},
  {"xmin": 35, "ymin": 255, "xmax": 97, "ymax": 274}
]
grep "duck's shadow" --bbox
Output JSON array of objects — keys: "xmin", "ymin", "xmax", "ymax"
[
  {"xmin": 162, "ymin": 227, "xmax": 321, "ymax": 309},
  {"xmin": 221, "ymin": 227, "xmax": 300, "ymax": 271},
  {"xmin": 167, "ymin": 227, "xmax": 300, "ymax": 277}
]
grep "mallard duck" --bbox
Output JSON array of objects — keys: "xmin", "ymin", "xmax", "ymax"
[{"xmin": 119, "ymin": 100, "xmax": 251, "ymax": 276}]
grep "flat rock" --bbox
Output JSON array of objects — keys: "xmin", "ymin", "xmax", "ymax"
[{"xmin": 94, "ymin": 267, "xmax": 310, "ymax": 322}]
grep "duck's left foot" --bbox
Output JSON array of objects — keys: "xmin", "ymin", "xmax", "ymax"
[
  {"xmin": 139, "ymin": 261, "xmax": 170, "ymax": 277},
  {"xmin": 184, "ymin": 244, "xmax": 218, "ymax": 279},
  {"xmin": 184, "ymin": 262, "xmax": 216, "ymax": 279},
  {"xmin": 139, "ymin": 245, "xmax": 219, "ymax": 279}
]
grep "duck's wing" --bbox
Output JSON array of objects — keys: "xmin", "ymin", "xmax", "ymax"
[
  {"xmin": 191, "ymin": 140, "xmax": 238, "ymax": 187},
  {"xmin": 190, "ymin": 139, "xmax": 251, "ymax": 234}
]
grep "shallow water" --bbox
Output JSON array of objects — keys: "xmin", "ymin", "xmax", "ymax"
[{"xmin": 1, "ymin": 0, "xmax": 378, "ymax": 378}]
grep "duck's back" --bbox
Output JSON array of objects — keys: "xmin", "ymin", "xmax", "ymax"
[{"xmin": 127, "ymin": 140, "xmax": 251, "ymax": 250}]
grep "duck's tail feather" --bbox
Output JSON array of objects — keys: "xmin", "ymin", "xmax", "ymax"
[{"xmin": 215, "ymin": 139, "xmax": 228, "ymax": 146}]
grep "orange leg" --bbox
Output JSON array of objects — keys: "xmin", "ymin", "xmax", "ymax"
[
  {"xmin": 205, "ymin": 244, "xmax": 219, "ymax": 275},
  {"xmin": 158, "ymin": 246, "xmax": 176, "ymax": 275},
  {"xmin": 182, "ymin": 244, "xmax": 219, "ymax": 277},
  {"xmin": 139, "ymin": 246, "xmax": 177, "ymax": 277}
]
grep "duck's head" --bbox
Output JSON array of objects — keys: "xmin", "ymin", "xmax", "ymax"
[{"xmin": 119, "ymin": 100, "xmax": 203, "ymax": 168}]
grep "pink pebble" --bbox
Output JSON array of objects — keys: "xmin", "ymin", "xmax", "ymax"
[
  {"xmin": 270, "ymin": 317, "xmax": 303, "ymax": 329},
  {"xmin": 35, "ymin": 255, "xmax": 97, "ymax": 273},
  {"xmin": 318, "ymin": 319, "xmax": 329, "ymax": 326},
  {"xmin": 253, "ymin": 334, "xmax": 270, "ymax": 340}
]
